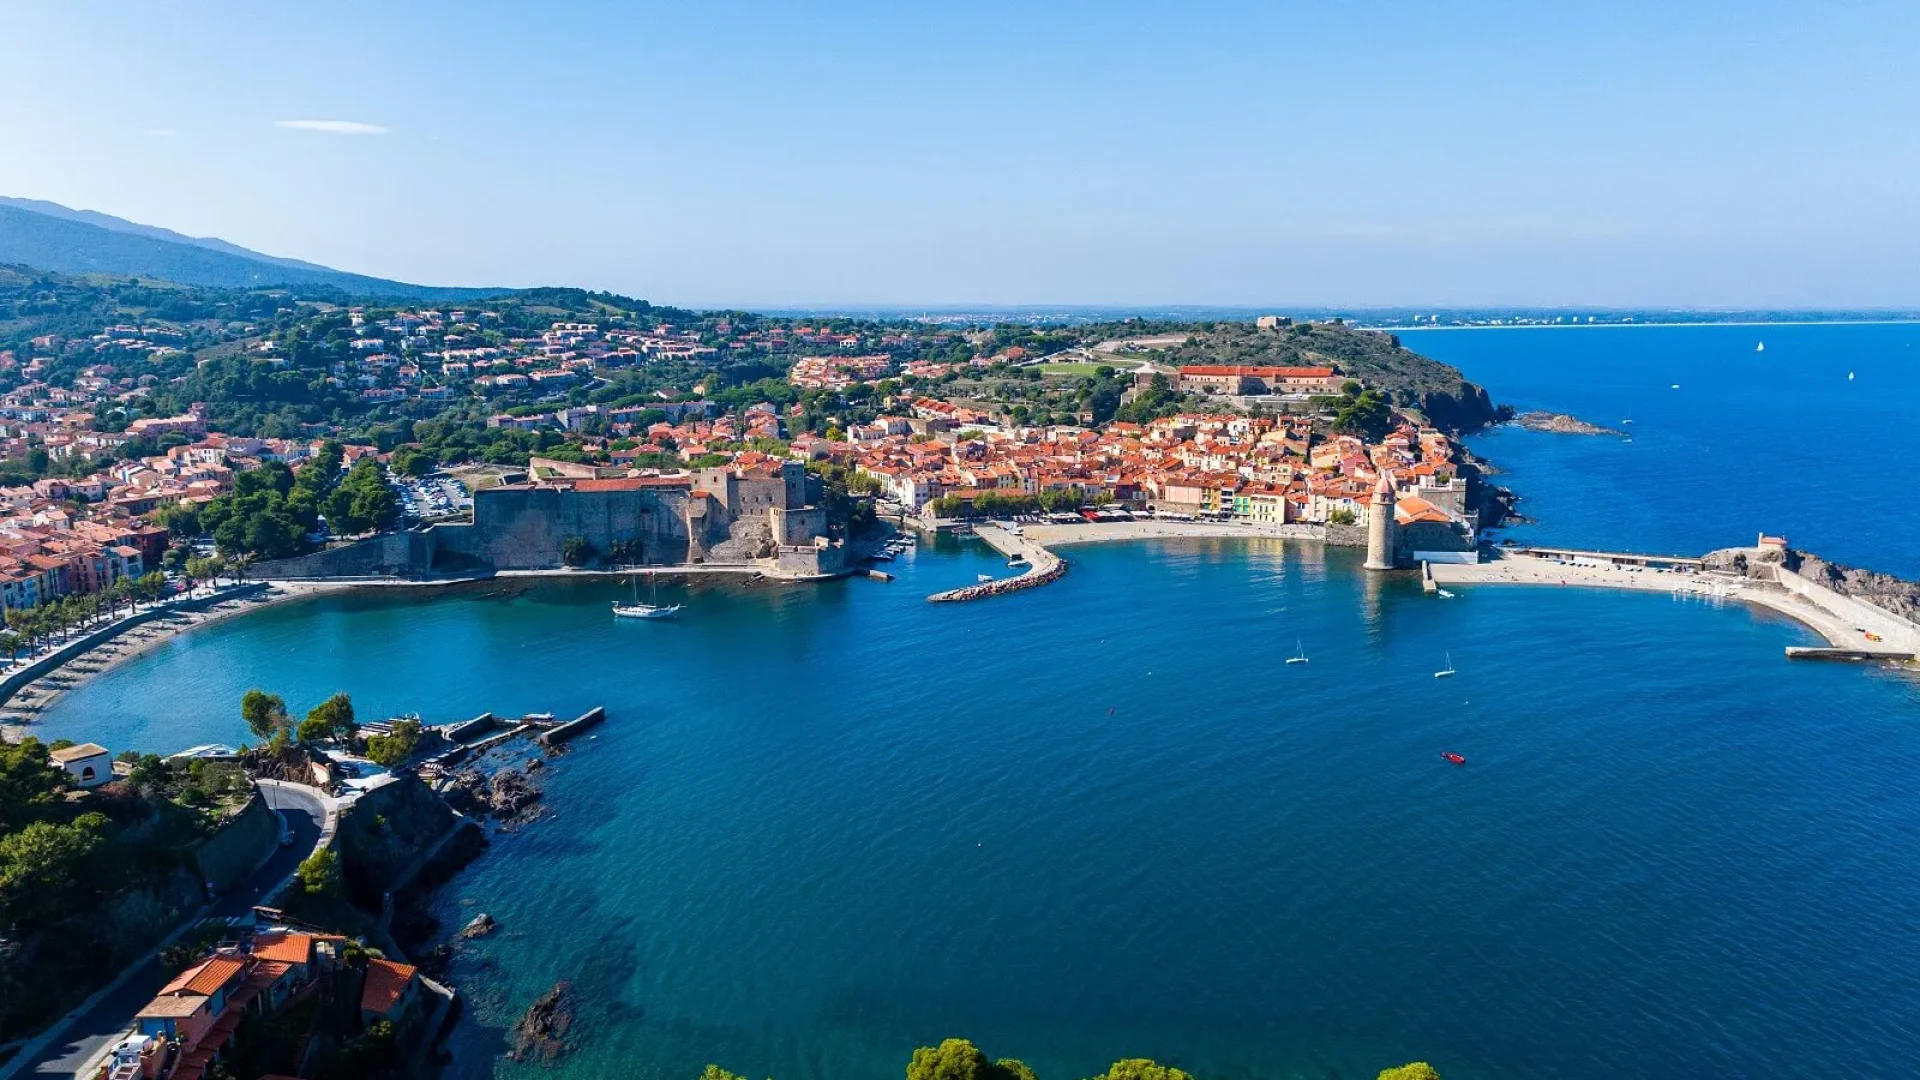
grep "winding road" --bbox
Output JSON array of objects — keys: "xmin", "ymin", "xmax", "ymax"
[{"xmin": 8, "ymin": 782, "xmax": 331, "ymax": 1079}]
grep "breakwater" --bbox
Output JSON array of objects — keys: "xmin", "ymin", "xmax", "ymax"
[{"xmin": 927, "ymin": 525, "xmax": 1066, "ymax": 602}]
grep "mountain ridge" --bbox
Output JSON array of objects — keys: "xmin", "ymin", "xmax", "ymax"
[{"xmin": 0, "ymin": 197, "xmax": 503, "ymax": 300}]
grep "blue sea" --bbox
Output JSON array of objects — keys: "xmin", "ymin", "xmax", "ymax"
[
  {"xmin": 36, "ymin": 324, "xmax": 1920, "ymax": 1080},
  {"xmin": 1403, "ymin": 322, "xmax": 1920, "ymax": 576}
]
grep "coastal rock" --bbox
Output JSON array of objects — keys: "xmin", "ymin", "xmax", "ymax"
[
  {"xmin": 441, "ymin": 768, "xmax": 543, "ymax": 821},
  {"xmin": 1786, "ymin": 551, "xmax": 1920, "ymax": 622},
  {"xmin": 1513, "ymin": 411, "xmax": 1620, "ymax": 436},
  {"xmin": 1418, "ymin": 382, "xmax": 1507, "ymax": 433},
  {"xmin": 488, "ymin": 769, "xmax": 542, "ymax": 818},
  {"xmin": 460, "ymin": 912, "xmax": 497, "ymax": 939},
  {"xmin": 439, "ymin": 770, "xmax": 488, "ymax": 815},
  {"xmin": 415, "ymin": 941, "xmax": 455, "ymax": 977},
  {"xmin": 509, "ymin": 980, "xmax": 575, "ymax": 1063}
]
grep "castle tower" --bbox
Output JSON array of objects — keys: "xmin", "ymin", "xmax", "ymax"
[{"xmin": 1364, "ymin": 472, "xmax": 1397, "ymax": 571}]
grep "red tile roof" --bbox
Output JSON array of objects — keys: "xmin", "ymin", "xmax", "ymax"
[
  {"xmin": 1178, "ymin": 365, "xmax": 1335, "ymax": 378},
  {"xmin": 361, "ymin": 958, "xmax": 417, "ymax": 1015},
  {"xmin": 160, "ymin": 956, "xmax": 244, "ymax": 998},
  {"xmin": 251, "ymin": 933, "xmax": 315, "ymax": 964}
]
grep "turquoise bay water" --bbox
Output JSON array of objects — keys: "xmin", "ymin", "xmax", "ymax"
[{"xmin": 34, "ymin": 324, "xmax": 1920, "ymax": 1079}]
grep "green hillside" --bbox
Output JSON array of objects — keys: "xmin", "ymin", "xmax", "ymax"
[{"xmin": 0, "ymin": 203, "xmax": 501, "ymax": 300}]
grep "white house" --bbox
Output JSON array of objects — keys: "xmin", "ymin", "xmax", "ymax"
[{"xmin": 50, "ymin": 742, "xmax": 112, "ymax": 789}]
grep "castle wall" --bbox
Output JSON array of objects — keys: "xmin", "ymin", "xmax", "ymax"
[
  {"xmin": 459, "ymin": 486, "xmax": 692, "ymax": 569},
  {"xmin": 770, "ymin": 505, "xmax": 827, "ymax": 547},
  {"xmin": 252, "ymin": 474, "xmax": 836, "ymax": 579},
  {"xmin": 250, "ymin": 531, "xmax": 432, "ymax": 578}
]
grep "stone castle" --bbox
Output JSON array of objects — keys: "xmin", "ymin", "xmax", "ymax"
[{"xmin": 252, "ymin": 458, "xmax": 846, "ymax": 580}]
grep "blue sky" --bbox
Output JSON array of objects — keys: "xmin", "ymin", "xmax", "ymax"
[{"xmin": 3, "ymin": 1, "xmax": 1916, "ymax": 307}]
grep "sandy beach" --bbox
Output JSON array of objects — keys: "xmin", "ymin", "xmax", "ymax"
[{"xmin": 0, "ymin": 581, "xmax": 351, "ymax": 736}]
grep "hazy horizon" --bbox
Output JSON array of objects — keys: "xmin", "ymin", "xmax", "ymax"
[{"xmin": 6, "ymin": 1, "xmax": 1918, "ymax": 309}]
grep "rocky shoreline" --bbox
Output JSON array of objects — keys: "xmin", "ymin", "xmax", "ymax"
[{"xmin": 1513, "ymin": 410, "xmax": 1621, "ymax": 436}]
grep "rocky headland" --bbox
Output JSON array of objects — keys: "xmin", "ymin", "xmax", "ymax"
[{"xmin": 1513, "ymin": 410, "xmax": 1621, "ymax": 435}]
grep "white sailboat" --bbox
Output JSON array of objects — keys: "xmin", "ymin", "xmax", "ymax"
[
  {"xmin": 613, "ymin": 572, "xmax": 681, "ymax": 620},
  {"xmin": 1756, "ymin": 341, "xmax": 1765, "ymax": 352},
  {"xmin": 1433, "ymin": 651, "xmax": 1457, "ymax": 679},
  {"xmin": 1286, "ymin": 638, "xmax": 1309, "ymax": 665}
]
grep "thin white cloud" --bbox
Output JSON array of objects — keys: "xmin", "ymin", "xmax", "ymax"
[
  {"xmin": 274, "ymin": 119, "xmax": 388, "ymax": 136},
  {"xmin": 142, "ymin": 128, "xmax": 177, "ymax": 137}
]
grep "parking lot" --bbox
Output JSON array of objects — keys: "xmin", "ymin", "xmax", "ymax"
[{"xmin": 397, "ymin": 474, "xmax": 473, "ymax": 521}]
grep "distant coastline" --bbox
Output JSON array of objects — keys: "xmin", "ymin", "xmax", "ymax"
[{"xmin": 1393, "ymin": 318, "xmax": 1920, "ymax": 331}]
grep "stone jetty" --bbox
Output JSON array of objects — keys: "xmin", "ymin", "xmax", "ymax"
[{"xmin": 927, "ymin": 524, "xmax": 1068, "ymax": 602}]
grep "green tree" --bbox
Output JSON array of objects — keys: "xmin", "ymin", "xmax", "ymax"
[
  {"xmin": 185, "ymin": 556, "xmax": 225, "ymax": 588},
  {"xmin": 0, "ymin": 739, "xmax": 67, "ymax": 832},
  {"xmin": 1331, "ymin": 389, "xmax": 1395, "ymax": 441},
  {"xmin": 906, "ymin": 1039, "xmax": 1033, "ymax": 1080},
  {"xmin": 241, "ymin": 689, "xmax": 290, "ymax": 741},
  {"xmin": 299, "ymin": 692, "xmax": 356, "ymax": 744},
  {"xmin": 0, "ymin": 814, "xmax": 108, "ymax": 930},
  {"xmin": 1376, "ymin": 1066, "xmax": 1442, "ymax": 1080},
  {"xmin": 134, "ymin": 571, "xmax": 169, "ymax": 605},
  {"xmin": 364, "ymin": 718, "xmax": 422, "ymax": 767},
  {"xmin": 1084, "ymin": 1062, "xmax": 1193, "ymax": 1080},
  {"xmin": 699, "ymin": 1069, "xmax": 749, "ymax": 1080},
  {"xmin": 296, "ymin": 849, "xmax": 340, "ymax": 897}
]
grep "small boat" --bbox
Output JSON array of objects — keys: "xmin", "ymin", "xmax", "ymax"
[
  {"xmin": 1756, "ymin": 341, "xmax": 1765, "ymax": 352},
  {"xmin": 1442, "ymin": 751, "xmax": 1466, "ymax": 765},
  {"xmin": 1436, "ymin": 588, "xmax": 1456, "ymax": 599},
  {"xmin": 613, "ymin": 573, "xmax": 681, "ymax": 620},
  {"xmin": 1433, "ymin": 652, "xmax": 1457, "ymax": 679},
  {"xmin": 976, "ymin": 573, "xmax": 994, "ymax": 584},
  {"xmin": 871, "ymin": 551, "xmax": 894, "ymax": 562},
  {"xmin": 1286, "ymin": 638, "xmax": 1308, "ymax": 665},
  {"xmin": 1848, "ymin": 371, "xmax": 1856, "ymax": 381},
  {"xmin": 1670, "ymin": 383, "xmax": 1681, "ymax": 389},
  {"xmin": 1621, "ymin": 418, "xmax": 1633, "ymax": 425}
]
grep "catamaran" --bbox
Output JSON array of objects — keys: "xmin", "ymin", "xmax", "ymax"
[
  {"xmin": 613, "ymin": 572, "xmax": 681, "ymax": 620},
  {"xmin": 1433, "ymin": 652, "xmax": 1457, "ymax": 678},
  {"xmin": 1286, "ymin": 638, "xmax": 1309, "ymax": 665}
]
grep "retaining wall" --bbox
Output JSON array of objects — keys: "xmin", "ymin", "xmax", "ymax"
[
  {"xmin": 1775, "ymin": 565, "xmax": 1920, "ymax": 652},
  {"xmin": 193, "ymin": 791, "xmax": 279, "ymax": 891}
]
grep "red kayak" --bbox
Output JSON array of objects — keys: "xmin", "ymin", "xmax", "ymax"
[{"xmin": 1441, "ymin": 752, "xmax": 1466, "ymax": 765}]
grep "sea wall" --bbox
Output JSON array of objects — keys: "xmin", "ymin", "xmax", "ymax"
[
  {"xmin": 928, "ymin": 557, "xmax": 1067, "ymax": 602},
  {"xmin": 1775, "ymin": 565, "xmax": 1920, "ymax": 652},
  {"xmin": 250, "ymin": 531, "xmax": 430, "ymax": 579}
]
